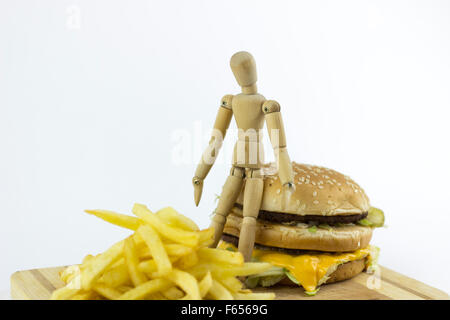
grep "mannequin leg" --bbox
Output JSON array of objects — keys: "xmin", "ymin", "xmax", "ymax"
[
  {"xmin": 209, "ymin": 166, "xmax": 245, "ymax": 248},
  {"xmin": 238, "ymin": 168, "xmax": 264, "ymax": 262}
]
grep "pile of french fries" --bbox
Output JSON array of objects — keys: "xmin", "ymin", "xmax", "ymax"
[{"xmin": 51, "ymin": 203, "xmax": 275, "ymax": 300}]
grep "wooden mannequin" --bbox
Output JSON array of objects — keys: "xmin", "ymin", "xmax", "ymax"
[{"xmin": 192, "ymin": 51, "xmax": 295, "ymax": 262}]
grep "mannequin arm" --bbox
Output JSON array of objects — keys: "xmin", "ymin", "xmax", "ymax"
[
  {"xmin": 263, "ymin": 100, "xmax": 294, "ymax": 189},
  {"xmin": 193, "ymin": 95, "xmax": 234, "ymax": 205}
]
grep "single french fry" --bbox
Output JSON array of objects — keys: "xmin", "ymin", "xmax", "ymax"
[
  {"xmin": 71, "ymin": 291, "xmax": 97, "ymax": 300},
  {"xmin": 138, "ymin": 255, "xmax": 181, "ymax": 274},
  {"xmin": 98, "ymin": 260, "xmax": 129, "ymax": 287},
  {"xmin": 60, "ymin": 265, "xmax": 80, "ymax": 284},
  {"xmin": 138, "ymin": 243, "xmax": 193, "ymax": 259},
  {"xmin": 93, "ymin": 283, "xmax": 123, "ymax": 300},
  {"xmin": 187, "ymin": 262, "xmax": 273, "ymax": 279},
  {"xmin": 198, "ymin": 271, "xmax": 213, "ymax": 298},
  {"xmin": 162, "ymin": 287, "xmax": 185, "ymax": 300},
  {"xmin": 85, "ymin": 209, "xmax": 141, "ymax": 231},
  {"xmin": 124, "ymin": 237, "xmax": 147, "ymax": 286},
  {"xmin": 51, "ymin": 287, "xmax": 80, "ymax": 300},
  {"xmin": 82, "ymin": 254, "xmax": 95, "ymax": 265},
  {"xmin": 51, "ymin": 274, "xmax": 82, "ymax": 300},
  {"xmin": 219, "ymin": 262, "xmax": 273, "ymax": 277},
  {"xmin": 138, "ymin": 259, "xmax": 158, "ymax": 274},
  {"xmin": 164, "ymin": 269, "xmax": 201, "ymax": 300},
  {"xmin": 208, "ymin": 279, "xmax": 234, "ymax": 300},
  {"xmin": 218, "ymin": 276, "xmax": 244, "ymax": 293},
  {"xmin": 148, "ymin": 292, "xmax": 168, "ymax": 300},
  {"xmin": 174, "ymin": 251, "xmax": 199, "ymax": 270},
  {"xmin": 116, "ymin": 285, "xmax": 134, "ymax": 293},
  {"xmin": 198, "ymin": 247, "xmax": 244, "ymax": 265},
  {"xmin": 117, "ymin": 278, "xmax": 172, "ymax": 300},
  {"xmin": 132, "ymin": 203, "xmax": 199, "ymax": 247},
  {"xmin": 156, "ymin": 207, "xmax": 199, "ymax": 231},
  {"xmin": 81, "ymin": 240, "xmax": 124, "ymax": 290},
  {"xmin": 233, "ymin": 292, "xmax": 276, "ymax": 300},
  {"xmin": 198, "ymin": 228, "xmax": 214, "ymax": 247},
  {"xmin": 165, "ymin": 244, "xmax": 194, "ymax": 256},
  {"xmin": 137, "ymin": 225, "xmax": 172, "ymax": 276}
]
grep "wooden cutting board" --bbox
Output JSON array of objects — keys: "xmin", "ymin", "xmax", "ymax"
[{"xmin": 10, "ymin": 265, "xmax": 448, "ymax": 300}]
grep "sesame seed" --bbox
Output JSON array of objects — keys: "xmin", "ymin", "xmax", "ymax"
[
  {"xmin": 312, "ymin": 191, "xmax": 317, "ymax": 197},
  {"xmin": 318, "ymin": 185, "xmax": 324, "ymax": 189},
  {"xmin": 276, "ymin": 189, "xmax": 281, "ymax": 194},
  {"xmin": 313, "ymin": 200, "xmax": 319, "ymax": 205}
]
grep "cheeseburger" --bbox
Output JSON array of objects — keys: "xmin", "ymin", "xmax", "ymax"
[{"xmin": 219, "ymin": 162, "xmax": 384, "ymax": 295}]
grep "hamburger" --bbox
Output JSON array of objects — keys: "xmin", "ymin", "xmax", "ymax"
[{"xmin": 218, "ymin": 162, "xmax": 384, "ymax": 295}]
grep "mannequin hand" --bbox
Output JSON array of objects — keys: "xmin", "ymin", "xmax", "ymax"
[{"xmin": 192, "ymin": 177, "xmax": 204, "ymax": 206}]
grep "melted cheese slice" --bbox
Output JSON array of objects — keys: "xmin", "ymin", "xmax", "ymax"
[{"xmin": 219, "ymin": 241, "xmax": 373, "ymax": 293}]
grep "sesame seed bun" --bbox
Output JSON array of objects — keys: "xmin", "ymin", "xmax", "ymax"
[
  {"xmin": 223, "ymin": 212, "xmax": 373, "ymax": 252},
  {"xmin": 235, "ymin": 162, "xmax": 370, "ymax": 216}
]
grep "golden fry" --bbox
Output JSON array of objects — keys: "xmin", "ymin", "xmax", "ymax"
[
  {"xmin": 156, "ymin": 207, "xmax": 199, "ymax": 231},
  {"xmin": 219, "ymin": 262, "xmax": 273, "ymax": 277},
  {"xmin": 198, "ymin": 247, "xmax": 244, "ymax": 265},
  {"xmin": 137, "ymin": 225, "xmax": 172, "ymax": 276},
  {"xmin": 162, "ymin": 287, "xmax": 185, "ymax": 300},
  {"xmin": 208, "ymin": 279, "xmax": 234, "ymax": 300},
  {"xmin": 81, "ymin": 240, "xmax": 124, "ymax": 290},
  {"xmin": 98, "ymin": 260, "xmax": 129, "ymax": 288},
  {"xmin": 174, "ymin": 251, "xmax": 199, "ymax": 270},
  {"xmin": 164, "ymin": 269, "xmax": 201, "ymax": 300},
  {"xmin": 233, "ymin": 292, "xmax": 276, "ymax": 300},
  {"xmin": 218, "ymin": 276, "xmax": 244, "ymax": 293},
  {"xmin": 198, "ymin": 228, "xmax": 214, "ymax": 247},
  {"xmin": 93, "ymin": 283, "xmax": 123, "ymax": 300},
  {"xmin": 117, "ymin": 278, "xmax": 172, "ymax": 300},
  {"xmin": 85, "ymin": 209, "xmax": 141, "ymax": 231},
  {"xmin": 198, "ymin": 271, "xmax": 213, "ymax": 298},
  {"xmin": 60, "ymin": 265, "xmax": 80, "ymax": 284},
  {"xmin": 124, "ymin": 237, "xmax": 147, "ymax": 286},
  {"xmin": 51, "ymin": 274, "xmax": 82, "ymax": 300},
  {"xmin": 133, "ymin": 203, "xmax": 199, "ymax": 247},
  {"xmin": 138, "ymin": 243, "xmax": 193, "ymax": 259}
]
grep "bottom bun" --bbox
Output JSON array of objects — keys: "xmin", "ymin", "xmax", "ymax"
[
  {"xmin": 277, "ymin": 258, "xmax": 366, "ymax": 286},
  {"xmin": 224, "ymin": 213, "xmax": 373, "ymax": 252}
]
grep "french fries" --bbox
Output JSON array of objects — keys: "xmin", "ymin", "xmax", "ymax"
[{"xmin": 51, "ymin": 204, "xmax": 276, "ymax": 300}]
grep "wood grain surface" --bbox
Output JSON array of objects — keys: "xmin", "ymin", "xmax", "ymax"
[{"xmin": 10, "ymin": 265, "xmax": 448, "ymax": 300}]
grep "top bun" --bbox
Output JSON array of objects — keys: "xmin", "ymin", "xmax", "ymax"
[{"xmin": 235, "ymin": 162, "xmax": 370, "ymax": 216}]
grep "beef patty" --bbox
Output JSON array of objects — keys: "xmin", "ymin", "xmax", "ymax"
[{"xmin": 233, "ymin": 203, "xmax": 367, "ymax": 225}]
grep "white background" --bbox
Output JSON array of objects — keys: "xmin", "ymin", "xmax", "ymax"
[{"xmin": 1, "ymin": 0, "xmax": 449, "ymax": 297}]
